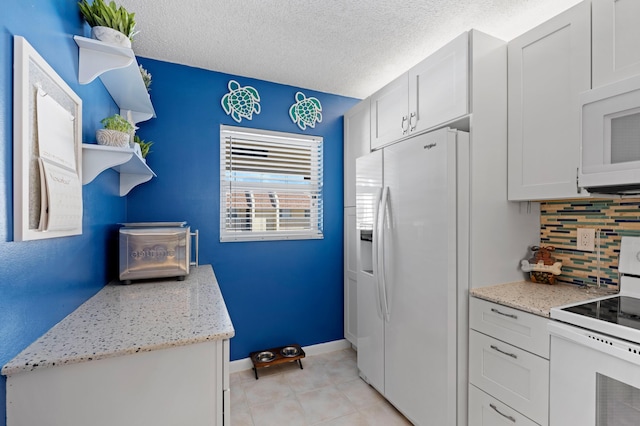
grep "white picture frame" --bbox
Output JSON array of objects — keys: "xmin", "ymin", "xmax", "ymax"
[{"xmin": 13, "ymin": 36, "xmax": 83, "ymax": 241}]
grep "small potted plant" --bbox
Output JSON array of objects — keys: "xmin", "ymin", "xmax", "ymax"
[
  {"xmin": 78, "ymin": 0, "xmax": 138, "ymax": 48},
  {"xmin": 139, "ymin": 65, "xmax": 152, "ymax": 92},
  {"xmin": 134, "ymin": 135, "xmax": 153, "ymax": 159},
  {"xmin": 97, "ymin": 114, "xmax": 134, "ymax": 148}
]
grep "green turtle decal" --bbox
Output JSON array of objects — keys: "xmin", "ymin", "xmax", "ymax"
[
  {"xmin": 289, "ymin": 91, "xmax": 322, "ymax": 130},
  {"xmin": 221, "ymin": 80, "xmax": 261, "ymax": 123}
]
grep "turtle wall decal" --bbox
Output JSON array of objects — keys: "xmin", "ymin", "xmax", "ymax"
[
  {"xmin": 289, "ymin": 91, "xmax": 322, "ymax": 130},
  {"xmin": 221, "ymin": 80, "xmax": 261, "ymax": 123}
]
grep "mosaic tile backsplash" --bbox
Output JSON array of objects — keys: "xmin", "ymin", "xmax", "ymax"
[{"xmin": 540, "ymin": 198, "xmax": 640, "ymax": 289}]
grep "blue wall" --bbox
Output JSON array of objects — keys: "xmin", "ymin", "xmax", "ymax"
[
  {"xmin": 1, "ymin": 1, "xmax": 358, "ymax": 424},
  {"xmin": 129, "ymin": 58, "xmax": 359, "ymax": 360},
  {"xmin": 0, "ymin": 1, "xmax": 127, "ymax": 425}
]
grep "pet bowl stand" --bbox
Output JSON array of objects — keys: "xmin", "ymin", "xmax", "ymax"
[{"xmin": 249, "ymin": 344, "xmax": 305, "ymax": 379}]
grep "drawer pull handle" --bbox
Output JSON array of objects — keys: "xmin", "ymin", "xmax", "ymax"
[
  {"xmin": 490, "ymin": 344, "xmax": 518, "ymax": 359},
  {"xmin": 491, "ymin": 308, "xmax": 518, "ymax": 320},
  {"xmin": 490, "ymin": 403, "xmax": 516, "ymax": 423}
]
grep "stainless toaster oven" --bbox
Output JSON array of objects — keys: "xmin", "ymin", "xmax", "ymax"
[{"xmin": 119, "ymin": 222, "xmax": 199, "ymax": 284}]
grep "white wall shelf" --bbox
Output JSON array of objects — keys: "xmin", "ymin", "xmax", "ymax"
[
  {"xmin": 74, "ymin": 35, "xmax": 155, "ymax": 124},
  {"xmin": 82, "ymin": 144, "xmax": 156, "ymax": 196}
]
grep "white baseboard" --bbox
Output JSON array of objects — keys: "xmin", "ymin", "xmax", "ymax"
[{"xmin": 229, "ymin": 339, "xmax": 352, "ymax": 373}]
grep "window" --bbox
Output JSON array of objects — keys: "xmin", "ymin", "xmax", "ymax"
[{"xmin": 220, "ymin": 125, "xmax": 323, "ymax": 242}]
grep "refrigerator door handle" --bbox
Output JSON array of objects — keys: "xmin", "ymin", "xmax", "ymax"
[
  {"xmin": 378, "ymin": 186, "xmax": 391, "ymax": 322},
  {"xmin": 371, "ymin": 188, "xmax": 384, "ymax": 320}
]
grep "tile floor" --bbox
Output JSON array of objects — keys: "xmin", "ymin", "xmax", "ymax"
[{"xmin": 230, "ymin": 348, "xmax": 411, "ymax": 425}]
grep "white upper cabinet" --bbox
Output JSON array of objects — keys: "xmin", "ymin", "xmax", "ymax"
[
  {"xmin": 344, "ymin": 99, "xmax": 371, "ymax": 207},
  {"xmin": 370, "ymin": 32, "xmax": 470, "ymax": 150},
  {"xmin": 408, "ymin": 32, "xmax": 469, "ymax": 134},
  {"xmin": 507, "ymin": 2, "xmax": 591, "ymax": 201},
  {"xmin": 592, "ymin": 0, "xmax": 640, "ymax": 88},
  {"xmin": 370, "ymin": 74, "xmax": 409, "ymax": 150}
]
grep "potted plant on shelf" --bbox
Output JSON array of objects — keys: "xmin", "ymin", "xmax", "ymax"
[
  {"xmin": 96, "ymin": 114, "xmax": 134, "ymax": 148},
  {"xmin": 134, "ymin": 135, "xmax": 153, "ymax": 159},
  {"xmin": 139, "ymin": 65, "xmax": 152, "ymax": 92},
  {"xmin": 78, "ymin": 0, "xmax": 138, "ymax": 48}
]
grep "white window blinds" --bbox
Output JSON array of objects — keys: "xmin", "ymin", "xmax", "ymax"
[{"xmin": 220, "ymin": 125, "xmax": 323, "ymax": 242}]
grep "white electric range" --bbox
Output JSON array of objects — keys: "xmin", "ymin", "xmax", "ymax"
[{"xmin": 549, "ymin": 236, "xmax": 640, "ymax": 426}]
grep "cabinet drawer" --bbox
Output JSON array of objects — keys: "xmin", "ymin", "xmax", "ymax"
[
  {"xmin": 469, "ymin": 384, "xmax": 539, "ymax": 426},
  {"xmin": 469, "ymin": 330, "xmax": 549, "ymax": 426},
  {"xmin": 470, "ymin": 297, "xmax": 550, "ymax": 359}
]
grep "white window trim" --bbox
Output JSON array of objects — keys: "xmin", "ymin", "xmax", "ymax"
[{"xmin": 220, "ymin": 125, "xmax": 324, "ymax": 242}]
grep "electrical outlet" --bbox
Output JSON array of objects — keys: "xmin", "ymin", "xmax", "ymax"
[{"xmin": 577, "ymin": 228, "xmax": 595, "ymax": 252}]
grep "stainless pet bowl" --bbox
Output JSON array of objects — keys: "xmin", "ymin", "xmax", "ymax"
[
  {"xmin": 255, "ymin": 351, "xmax": 276, "ymax": 363},
  {"xmin": 280, "ymin": 346, "xmax": 300, "ymax": 357}
]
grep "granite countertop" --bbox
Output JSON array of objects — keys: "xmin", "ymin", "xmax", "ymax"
[
  {"xmin": 1, "ymin": 265, "xmax": 234, "ymax": 377},
  {"xmin": 470, "ymin": 280, "xmax": 616, "ymax": 317}
]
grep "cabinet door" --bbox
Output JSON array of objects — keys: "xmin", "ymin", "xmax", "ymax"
[
  {"xmin": 469, "ymin": 385, "xmax": 539, "ymax": 426},
  {"xmin": 409, "ymin": 32, "xmax": 469, "ymax": 134},
  {"xmin": 370, "ymin": 73, "xmax": 409, "ymax": 150},
  {"xmin": 344, "ymin": 207, "xmax": 358, "ymax": 346},
  {"xmin": 469, "ymin": 330, "xmax": 549, "ymax": 426},
  {"xmin": 7, "ymin": 341, "xmax": 224, "ymax": 426},
  {"xmin": 344, "ymin": 99, "xmax": 371, "ymax": 207},
  {"xmin": 593, "ymin": 0, "xmax": 640, "ymax": 88},
  {"xmin": 507, "ymin": 1, "xmax": 590, "ymax": 201}
]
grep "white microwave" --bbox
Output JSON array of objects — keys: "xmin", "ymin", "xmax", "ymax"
[{"xmin": 580, "ymin": 74, "xmax": 640, "ymax": 194}]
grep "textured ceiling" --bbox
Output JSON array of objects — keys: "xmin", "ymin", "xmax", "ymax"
[{"xmin": 117, "ymin": 0, "xmax": 582, "ymax": 99}]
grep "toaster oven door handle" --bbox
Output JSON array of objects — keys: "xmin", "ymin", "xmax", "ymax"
[{"xmin": 190, "ymin": 229, "xmax": 199, "ymax": 267}]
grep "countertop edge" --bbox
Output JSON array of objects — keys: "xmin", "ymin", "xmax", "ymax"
[
  {"xmin": 470, "ymin": 292, "xmax": 549, "ymax": 317},
  {"xmin": 469, "ymin": 280, "xmax": 610, "ymax": 319},
  {"xmin": 2, "ymin": 265, "xmax": 234, "ymax": 377}
]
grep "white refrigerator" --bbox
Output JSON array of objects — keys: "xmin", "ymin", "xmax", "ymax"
[{"xmin": 356, "ymin": 127, "xmax": 469, "ymax": 425}]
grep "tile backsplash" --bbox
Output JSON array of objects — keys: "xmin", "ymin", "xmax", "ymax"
[{"xmin": 539, "ymin": 198, "xmax": 640, "ymax": 289}]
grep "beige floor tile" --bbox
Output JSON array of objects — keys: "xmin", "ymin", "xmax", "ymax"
[
  {"xmin": 250, "ymin": 397, "xmax": 307, "ymax": 426},
  {"xmin": 297, "ymin": 385, "xmax": 357, "ymax": 425},
  {"xmin": 242, "ymin": 373, "xmax": 294, "ymax": 406},
  {"xmin": 230, "ymin": 385, "xmax": 249, "ymax": 411},
  {"xmin": 235, "ymin": 348, "xmax": 410, "ymax": 426},
  {"xmin": 284, "ymin": 362, "xmax": 334, "ymax": 393},
  {"xmin": 232, "ymin": 368, "xmax": 257, "ymax": 383},
  {"xmin": 324, "ymin": 357, "xmax": 359, "ymax": 385},
  {"xmin": 336, "ymin": 378, "xmax": 385, "ymax": 409},
  {"xmin": 315, "ymin": 411, "xmax": 371, "ymax": 426},
  {"xmin": 230, "ymin": 406, "xmax": 255, "ymax": 426},
  {"xmin": 358, "ymin": 401, "xmax": 412, "ymax": 425}
]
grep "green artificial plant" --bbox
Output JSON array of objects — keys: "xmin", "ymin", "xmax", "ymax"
[
  {"xmin": 101, "ymin": 114, "xmax": 134, "ymax": 133},
  {"xmin": 134, "ymin": 135, "xmax": 153, "ymax": 158},
  {"xmin": 78, "ymin": 0, "xmax": 138, "ymax": 40},
  {"xmin": 139, "ymin": 65, "xmax": 152, "ymax": 91}
]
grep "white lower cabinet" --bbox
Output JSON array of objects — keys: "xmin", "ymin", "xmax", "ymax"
[
  {"xmin": 7, "ymin": 340, "xmax": 229, "ymax": 426},
  {"xmin": 469, "ymin": 298, "xmax": 550, "ymax": 426},
  {"xmin": 469, "ymin": 384, "xmax": 539, "ymax": 426}
]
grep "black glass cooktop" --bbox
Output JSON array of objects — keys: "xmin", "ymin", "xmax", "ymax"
[{"xmin": 564, "ymin": 296, "xmax": 640, "ymax": 330}]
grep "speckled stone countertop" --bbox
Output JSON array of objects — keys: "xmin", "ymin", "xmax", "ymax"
[
  {"xmin": 470, "ymin": 280, "xmax": 616, "ymax": 318},
  {"xmin": 1, "ymin": 265, "xmax": 234, "ymax": 377}
]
